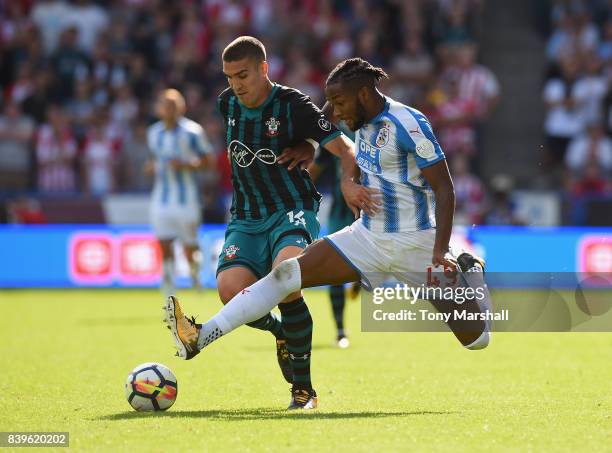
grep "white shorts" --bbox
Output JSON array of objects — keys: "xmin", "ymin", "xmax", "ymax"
[
  {"xmin": 150, "ymin": 205, "xmax": 201, "ymax": 245},
  {"xmin": 325, "ymin": 220, "xmax": 439, "ymax": 291}
]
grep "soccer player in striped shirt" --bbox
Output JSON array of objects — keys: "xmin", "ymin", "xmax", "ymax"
[
  {"xmin": 147, "ymin": 89, "xmax": 215, "ymax": 296},
  {"xmin": 163, "ymin": 38, "xmax": 365, "ymax": 409},
  {"xmin": 166, "ymin": 58, "xmax": 494, "ymax": 408}
]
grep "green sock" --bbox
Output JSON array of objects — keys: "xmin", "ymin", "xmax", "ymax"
[
  {"xmin": 329, "ymin": 285, "xmax": 345, "ymax": 335},
  {"xmin": 279, "ymin": 297, "xmax": 313, "ymax": 391},
  {"xmin": 246, "ymin": 312, "xmax": 284, "ymax": 339}
]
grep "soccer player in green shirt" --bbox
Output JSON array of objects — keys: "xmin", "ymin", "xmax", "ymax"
[{"xmin": 164, "ymin": 37, "xmax": 371, "ymax": 409}]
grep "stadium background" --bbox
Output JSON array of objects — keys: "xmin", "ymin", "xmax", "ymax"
[
  {"xmin": 0, "ymin": 0, "xmax": 610, "ymax": 287},
  {"xmin": 1, "ymin": 2, "xmax": 612, "ymax": 451}
]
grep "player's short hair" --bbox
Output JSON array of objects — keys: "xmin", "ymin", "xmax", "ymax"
[
  {"xmin": 326, "ymin": 58, "xmax": 388, "ymax": 90},
  {"xmin": 160, "ymin": 88, "xmax": 186, "ymax": 114},
  {"xmin": 222, "ymin": 36, "xmax": 267, "ymax": 63}
]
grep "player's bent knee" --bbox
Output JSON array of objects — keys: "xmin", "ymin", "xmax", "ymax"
[
  {"xmin": 464, "ymin": 329, "xmax": 491, "ymax": 350},
  {"xmin": 272, "ymin": 258, "xmax": 300, "ymax": 283},
  {"xmin": 217, "ymin": 283, "xmax": 243, "ymax": 305},
  {"xmin": 280, "ymin": 290, "xmax": 303, "ymax": 304},
  {"xmin": 217, "ymin": 268, "xmax": 258, "ymax": 304}
]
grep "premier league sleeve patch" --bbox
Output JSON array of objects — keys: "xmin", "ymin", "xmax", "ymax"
[
  {"xmin": 318, "ymin": 118, "xmax": 332, "ymax": 131},
  {"xmin": 415, "ymin": 137, "xmax": 437, "ymax": 161}
]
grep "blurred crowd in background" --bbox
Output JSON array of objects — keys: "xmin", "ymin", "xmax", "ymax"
[
  {"xmin": 0, "ymin": 0, "xmax": 610, "ymax": 226},
  {"xmin": 539, "ymin": 0, "xmax": 611, "ymax": 204}
]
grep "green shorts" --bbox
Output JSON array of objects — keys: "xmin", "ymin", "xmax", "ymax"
[{"xmin": 217, "ymin": 209, "xmax": 320, "ymax": 278}]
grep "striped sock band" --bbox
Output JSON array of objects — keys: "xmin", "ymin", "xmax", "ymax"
[{"xmin": 279, "ymin": 297, "xmax": 313, "ymax": 391}]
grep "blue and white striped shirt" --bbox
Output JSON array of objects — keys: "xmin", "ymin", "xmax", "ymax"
[
  {"xmin": 147, "ymin": 117, "xmax": 212, "ymax": 209},
  {"xmin": 356, "ymin": 97, "xmax": 445, "ymax": 232}
]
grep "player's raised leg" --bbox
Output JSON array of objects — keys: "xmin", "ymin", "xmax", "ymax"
[
  {"xmin": 217, "ymin": 226, "xmax": 294, "ymax": 380},
  {"xmin": 217, "ymin": 265, "xmax": 291, "ymax": 382},
  {"xmin": 455, "ymin": 252, "xmax": 491, "ymax": 349},
  {"xmin": 165, "ymin": 239, "xmax": 358, "ymax": 360},
  {"xmin": 427, "ymin": 252, "xmax": 491, "ymax": 350},
  {"xmin": 217, "ymin": 267, "xmax": 283, "ymax": 336},
  {"xmin": 208, "ymin": 239, "xmax": 358, "ymax": 338}
]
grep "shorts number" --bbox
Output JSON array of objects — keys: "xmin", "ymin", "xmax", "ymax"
[{"xmin": 287, "ymin": 210, "xmax": 306, "ymax": 227}]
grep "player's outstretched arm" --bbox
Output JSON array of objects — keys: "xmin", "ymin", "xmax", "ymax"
[
  {"xmin": 421, "ymin": 160, "xmax": 457, "ymax": 271},
  {"xmin": 323, "ymin": 134, "xmax": 381, "ymax": 218}
]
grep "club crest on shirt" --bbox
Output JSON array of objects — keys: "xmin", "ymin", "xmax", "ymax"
[
  {"xmin": 223, "ymin": 244, "xmax": 240, "ymax": 261},
  {"xmin": 375, "ymin": 124, "xmax": 390, "ymax": 147},
  {"xmin": 265, "ymin": 117, "xmax": 280, "ymax": 137}
]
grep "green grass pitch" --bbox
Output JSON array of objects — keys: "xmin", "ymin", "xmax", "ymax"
[{"xmin": 1, "ymin": 288, "xmax": 611, "ymax": 452}]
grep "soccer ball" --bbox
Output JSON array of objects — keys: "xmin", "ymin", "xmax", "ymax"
[{"xmin": 125, "ymin": 362, "xmax": 178, "ymax": 411}]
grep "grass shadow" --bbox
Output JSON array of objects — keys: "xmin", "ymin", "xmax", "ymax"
[{"xmin": 98, "ymin": 408, "xmax": 458, "ymax": 421}]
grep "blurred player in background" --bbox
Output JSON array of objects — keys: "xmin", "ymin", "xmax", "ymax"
[
  {"xmin": 165, "ymin": 59, "xmax": 493, "ymax": 401},
  {"xmin": 146, "ymin": 89, "xmax": 214, "ymax": 296},
  {"xmin": 164, "ymin": 37, "xmax": 364, "ymax": 410},
  {"xmin": 309, "ymin": 132, "xmax": 360, "ymax": 348}
]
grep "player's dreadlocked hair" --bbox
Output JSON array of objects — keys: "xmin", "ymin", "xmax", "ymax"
[{"xmin": 326, "ymin": 58, "xmax": 388, "ymax": 89}]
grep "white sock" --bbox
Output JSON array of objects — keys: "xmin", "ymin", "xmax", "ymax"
[
  {"xmin": 461, "ymin": 264, "xmax": 492, "ymax": 322},
  {"xmin": 460, "ymin": 263, "xmax": 492, "ymax": 348},
  {"xmin": 197, "ymin": 258, "xmax": 302, "ymax": 350},
  {"xmin": 464, "ymin": 329, "xmax": 491, "ymax": 350}
]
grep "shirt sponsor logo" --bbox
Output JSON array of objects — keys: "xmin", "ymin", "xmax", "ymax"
[
  {"xmin": 265, "ymin": 117, "xmax": 280, "ymax": 137},
  {"xmin": 229, "ymin": 140, "xmax": 277, "ymax": 167},
  {"xmin": 356, "ymin": 139, "xmax": 382, "ymax": 174}
]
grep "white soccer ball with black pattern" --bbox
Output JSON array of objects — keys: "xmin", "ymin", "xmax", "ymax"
[{"xmin": 125, "ymin": 362, "xmax": 178, "ymax": 411}]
